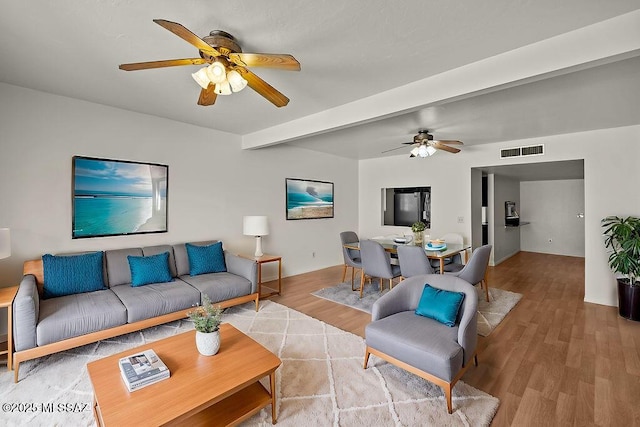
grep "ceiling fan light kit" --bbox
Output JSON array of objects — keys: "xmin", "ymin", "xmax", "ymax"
[{"xmin": 119, "ymin": 20, "xmax": 301, "ymax": 107}]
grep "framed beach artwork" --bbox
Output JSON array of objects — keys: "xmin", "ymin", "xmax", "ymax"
[
  {"xmin": 285, "ymin": 178, "xmax": 334, "ymax": 220},
  {"xmin": 72, "ymin": 156, "xmax": 168, "ymax": 238}
]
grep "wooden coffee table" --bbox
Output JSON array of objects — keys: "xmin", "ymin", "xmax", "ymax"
[{"xmin": 87, "ymin": 323, "xmax": 281, "ymax": 426}]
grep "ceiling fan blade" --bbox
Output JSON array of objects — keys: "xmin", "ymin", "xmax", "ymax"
[
  {"xmin": 433, "ymin": 142, "xmax": 461, "ymax": 153},
  {"xmin": 197, "ymin": 84, "xmax": 217, "ymax": 106},
  {"xmin": 228, "ymin": 53, "xmax": 301, "ymax": 71},
  {"xmin": 238, "ymin": 68, "xmax": 289, "ymax": 107},
  {"xmin": 153, "ymin": 19, "xmax": 220, "ymax": 56},
  {"xmin": 119, "ymin": 58, "xmax": 208, "ymax": 71},
  {"xmin": 381, "ymin": 145, "xmax": 407, "ymax": 154},
  {"xmin": 434, "ymin": 139, "xmax": 464, "ymax": 145}
]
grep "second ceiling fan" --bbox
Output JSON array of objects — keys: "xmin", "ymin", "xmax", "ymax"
[{"xmin": 384, "ymin": 130, "xmax": 463, "ymax": 157}]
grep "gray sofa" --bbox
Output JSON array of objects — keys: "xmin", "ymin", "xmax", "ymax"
[{"xmin": 12, "ymin": 240, "xmax": 258, "ymax": 382}]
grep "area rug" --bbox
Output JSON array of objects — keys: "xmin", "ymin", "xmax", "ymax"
[
  {"xmin": 0, "ymin": 301, "xmax": 499, "ymax": 426},
  {"xmin": 312, "ymin": 280, "xmax": 522, "ymax": 336}
]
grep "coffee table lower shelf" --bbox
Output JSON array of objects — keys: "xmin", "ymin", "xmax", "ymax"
[{"xmin": 94, "ymin": 381, "xmax": 273, "ymax": 427}]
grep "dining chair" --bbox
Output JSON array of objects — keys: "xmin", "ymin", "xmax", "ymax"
[
  {"xmin": 340, "ymin": 231, "xmax": 362, "ymax": 290},
  {"xmin": 430, "ymin": 232, "xmax": 464, "ymax": 272},
  {"xmin": 359, "ymin": 239, "xmax": 401, "ymax": 298},
  {"xmin": 445, "ymin": 244, "xmax": 492, "ymax": 301},
  {"xmin": 397, "ymin": 245, "xmax": 434, "ymax": 279}
]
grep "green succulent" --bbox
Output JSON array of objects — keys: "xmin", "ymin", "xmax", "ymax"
[{"xmin": 188, "ymin": 295, "xmax": 224, "ymax": 333}]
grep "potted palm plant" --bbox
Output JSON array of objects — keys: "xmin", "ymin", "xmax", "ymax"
[
  {"xmin": 188, "ymin": 295, "xmax": 224, "ymax": 355},
  {"xmin": 602, "ymin": 215, "xmax": 640, "ymax": 320}
]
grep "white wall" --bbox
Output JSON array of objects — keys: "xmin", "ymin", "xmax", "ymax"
[
  {"xmin": 359, "ymin": 125, "xmax": 640, "ymax": 307},
  {"xmin": 520, "ymin": 179, "xmax": 585, "ymax": 257},
  {"xmin": 0, "ymin": 83, "xmax": 359, "ymax": 288}
]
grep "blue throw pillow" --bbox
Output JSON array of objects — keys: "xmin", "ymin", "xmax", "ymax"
[
  {"xmin": 42, "ymin": 251, "xmax": 106, "ymax": 299},
  {"xmin": 127, "ymin": 251, "xmax": 173, "ymax": 287},
  {"xmin": 415, "ymin": 283, "xmax": 465, "ymax": 327},
  {"xmin": 186, "ymin": 242, "xmax": 227, "ymax": 276}
]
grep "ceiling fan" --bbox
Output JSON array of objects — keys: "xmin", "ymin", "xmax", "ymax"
[
  {"xmin": 383, "ymin": 130, "xmax": 463, "ymax": 157},
  {"xmin": 119, "ymin": 19, "xmax": 301, "ymax": 107}
]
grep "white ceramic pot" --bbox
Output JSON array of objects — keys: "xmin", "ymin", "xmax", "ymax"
[{"xmin": 195, "ymin": 330, "xmax": 221, "ymax": 356}]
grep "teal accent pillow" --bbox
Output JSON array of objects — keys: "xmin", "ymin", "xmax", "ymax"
[
  {"xmin": 415, "ymin": 284, "xmax": 465, "ymax": 327},
  {"xmin": 42, "ymin": 251, "xmax": 106, "ymax": 299},
  {"xmin": 186, "ymin": 242, "xmax": 227, "ymax": 276},
  {"xmin": 127, "ymin": 252, "xmax": 173, "ymax": 287}
]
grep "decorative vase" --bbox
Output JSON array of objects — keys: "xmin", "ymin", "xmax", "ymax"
[
  {"xmin": 413, "ymin": 231, "xmax": 423, "ymax": 246},
  {"xmin": 195, "ymin": 330, "xmax": 221, "ymax": 356}
]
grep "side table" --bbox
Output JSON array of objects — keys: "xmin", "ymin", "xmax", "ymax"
[
  {"xmin": 0, "ymin": 285, "xmax": 19, "ymax": 371},
  {"xmin": 241, "ymin": 254, "xmax": 282, "ymax": 299}
]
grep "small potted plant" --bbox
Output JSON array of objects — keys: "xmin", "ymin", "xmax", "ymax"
[
  {"xmin": 188, "ymin": 295, "xmax": 224, "ymax": 355},
  {"xmin": 411, "ymin": 221, "xmax": 426, "ymax": 246},
  {"xmin": 602, "ymin": 215, "xmax": 640, "ymax": 321}
]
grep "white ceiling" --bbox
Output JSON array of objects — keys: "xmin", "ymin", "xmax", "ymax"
[{"xmin": 1, "ymin": 0, "xmax": 639, "ymax": 168}]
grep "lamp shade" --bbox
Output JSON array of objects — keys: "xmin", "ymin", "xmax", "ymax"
[
  {"xmin": 0, "ymin": 228, "xmax": 10, "ymax": 259},
  {"xmin": 243, "ymin": 216, "xmax": 269, "ymax": 236}
]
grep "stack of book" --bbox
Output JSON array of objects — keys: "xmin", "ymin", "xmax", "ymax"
[{"xmin": 119, "ymin": 349, "xmax": 170, "ymax": 392}]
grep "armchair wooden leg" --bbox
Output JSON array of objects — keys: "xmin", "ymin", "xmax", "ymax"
[
  {"xmin": 444, "ymin": 383, "xmax": 453, "ymax": 414},
  {"xmin": 363, "ymin": 348, "xmax": 371, "ymax": 369}
]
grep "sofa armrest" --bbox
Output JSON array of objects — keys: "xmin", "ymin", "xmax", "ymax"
[
  {"xmin": 224, "ymin": 252, "xmax": 258, "ymax": 294},
  {"xmin": 13, "ymin": 275, "xmax": 40, "ymax": 352}
]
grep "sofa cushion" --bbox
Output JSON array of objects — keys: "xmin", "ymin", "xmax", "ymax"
[
  {"xmin": 42, "ymin": 251, "xmax": 106, "ymax": 299},
  {"xmin": 179, "ymin": 272, "xmax": 252, "ymax": 304},
  {"xmin": 36, "ymin": 289, "xmax": 127, "ymax": 346},
  {"xmin": 142, "ymin": 245, "xmax": 177, "ymax": 277},
  {"xmin": 127, "ymin": 252, "xmax": 173, "ymax": 287},
  {"xmin": 186, "ymin": 242, "xmax": 227, "ymax": 276},
  {"xmin": 173, "ymin": 241, "xmax": 218, "ymax": 277},
  {"xmin": 365, "ymin": 311, "xmax": 463, "ymax": 382},
  {"xmin": 105, "ymin": 248, "xmax": 143, "ymax": 287},
  {"xmin": 111, "ymin": 280, "xmax": 201, "ymax": 323},
  {"xmin": 415, "ymin": 284, "xmax": 465, "ymax": 327}
]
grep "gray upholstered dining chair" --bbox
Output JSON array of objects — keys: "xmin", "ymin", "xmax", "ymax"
[
  {"xmin": 397, "ymin": 245, "xmax": 434, "ymax": 279},
  {"xmin": 364, "ymin": 274, "xmax": 479, "ymax": 414},
  {"xmin": 340, "ymin": 231, "xmax": 362, "ymax": 290},
  {"xmin": 359, "ymin": 239, "xmax": 401, "ymax": 298},
  {"xmin": 445, "ymin": 244, "xmax": 492, "ymax": 301}
]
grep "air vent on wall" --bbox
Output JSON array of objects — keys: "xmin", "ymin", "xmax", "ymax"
[{"xmin": 500, "ymin": 144, "xmax": 544, "ymax": 159}]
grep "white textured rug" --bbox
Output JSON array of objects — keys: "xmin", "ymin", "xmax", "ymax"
[
  {"xmin": 312, "ymin": 281, "xmax": 522, "ymax": 337},
  {"xmin": 0, "ymin": 301, "xmax": 499, "ymax": 426}
]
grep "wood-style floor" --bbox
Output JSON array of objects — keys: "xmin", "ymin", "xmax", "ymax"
[{"xmin": 263, "ymin": 251, "xmax": 640, "ymax": 426}]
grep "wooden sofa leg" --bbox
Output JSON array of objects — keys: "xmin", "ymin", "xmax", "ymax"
[
  {"xmin": 363, "ymin": 348, "xmax": 371, "ymax": 369},
  {"xmin": 444, "ymin": 383, "xmax": 453, "ymax": 414},
  {"xmin": 255, "ymin": 294, "xmax": 260, "ymax": 312}
]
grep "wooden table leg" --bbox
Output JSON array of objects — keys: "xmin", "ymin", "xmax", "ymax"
[
  {"xmin": 270, "ymin": 371, "xmax": 277, "ymax": 424},
  {"xmin": 440, "ymin": 258, "xmax": 445, "ymax": 274}
]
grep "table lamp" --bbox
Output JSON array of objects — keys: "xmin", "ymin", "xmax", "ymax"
[
  {"xmin": 0, "ymin": 228, "xmax": 10, "ymax": 260},
  {"xmin": 243, "ymin": 216, "xmax": 269, "ymax": 257}
]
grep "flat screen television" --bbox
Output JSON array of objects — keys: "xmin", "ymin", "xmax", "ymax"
[{"xmin": 72, "ymin": 156, "xmax": 168, "ymax": 238}]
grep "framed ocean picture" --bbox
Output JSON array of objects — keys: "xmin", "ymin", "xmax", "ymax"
[
  {"xmin": 285, "ymin": 178, "xmax": 334, "ymax": 220},
  {"xmin": 72, "ymin": 156, "xmax": 168, "ymax": 238}
]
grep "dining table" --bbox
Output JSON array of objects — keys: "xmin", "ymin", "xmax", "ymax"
[{"xmin": 344, "ymin": 238, "xmax": 471, "ymax": 274}]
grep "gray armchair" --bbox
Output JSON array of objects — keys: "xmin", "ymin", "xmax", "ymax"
[
  {"xmin": 446, "ymin": 244, "xmax": 492, "ymax": 302},
  {"xmin": 359, "ymin": 239, "xmax": 401, "ymax": 298},
  {"xmin": 340, "ymin": 231, "xmax": 362, "ymax": 290},
  {"xmin": 364, "ymin": 274, "xmax": 479, "ymax": 414},
  {"xmin": 397, "ymin": 244, "xmax": 434, "ymax": 278}
]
